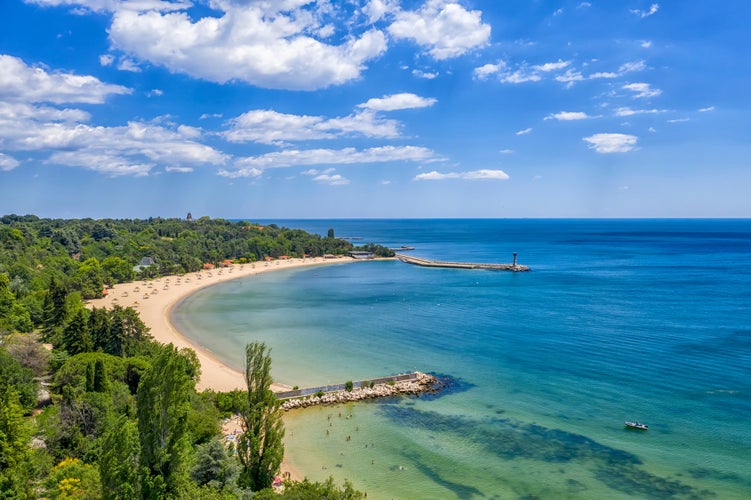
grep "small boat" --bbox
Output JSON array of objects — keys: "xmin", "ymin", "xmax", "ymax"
[{"xmin": 624, "ymin": 421, "xmax": 648, "ymax": 430}]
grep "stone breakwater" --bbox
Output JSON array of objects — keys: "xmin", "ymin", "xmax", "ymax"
[{"xmin": 280, "ymin": 372, "xmax": 439, "ymax": 411}]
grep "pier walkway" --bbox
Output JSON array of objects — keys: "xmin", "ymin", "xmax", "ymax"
[{"xmin": 396, "ymin": 253, "xmax": 530, "ymax": 271}]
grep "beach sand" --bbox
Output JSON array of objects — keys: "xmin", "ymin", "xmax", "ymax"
[{"xmin": 87, "ymin": 256, "xmax": 357, "ymax": 482}]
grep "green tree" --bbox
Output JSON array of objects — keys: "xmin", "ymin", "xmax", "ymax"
[
  {"xmin": 254, "ymin": 477, "xmax": 364, "ymax": 499},
  {"xmin": 43, "ymin": 457, "xmax": 102, "ymax": 500},
  {"xmin": 0, "ymin": 273, "xmax": 17, "ymax": 333},
  {"xmin": 99, "ymin": 415, "xmax": 140, "ymax": 500},
  {"xmin": 190, "ymin": 437, "xmax": 240, "ymax": 492},
  {"xmin": 93, "ymin": 359, "xmax": 108, "ymax": 393},
  {"xmin": 237, "ymin": 342, "xmax": 285, "ymax": 491},
  {"xmin": 101, "ymin": 256, "xmax": 134, "ymax": 284},
  {"xmin": 0, "ymin": 347, "xmax": 37, "ymax": 413},
  {"xmin": 136, "ymin": 344, "xmax": 197, "ymax": 499},
  {"xmin": 0, "ymin": 385, "xmax": 34, "ymax": 498},
  {"xmin": 43, "ymin": 276, "xmax": 68, "ymax": 343},
  {"xmin": 88, "ymin": 307, "xmax": 110, "ymax": 353},
  {"xmin": 62, "ymin": 308, "xmax": 92, "ymax": 355},
  {"xmin": 75, "ymin": 257, "xmax": 104, "ymax": 299}
]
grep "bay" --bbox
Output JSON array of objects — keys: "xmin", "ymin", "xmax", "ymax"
[{"xmin": 172, "ymin": 219, "xmax": 751, "ymax": 499}]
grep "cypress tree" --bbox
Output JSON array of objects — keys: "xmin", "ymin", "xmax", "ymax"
[
  {"xmin": 100, "ymin": 415, "xmax": 140, "ymax": 500},
  {"xmin": 136, "ymin": 344, "xmax": 196, "ymax": 498},
  {"xmin": 93, "ymin": 359, "xmax": 108, "ymax": 392},
  {"xmin": 237, "ymin": 341, "xmax": 285, "ymax": 491}
]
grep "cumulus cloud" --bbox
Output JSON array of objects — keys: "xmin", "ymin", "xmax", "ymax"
[
  {"xmin": 304, "ymin": 168, "xmax": 350, "ymax": 185},
  {"xmin": 545, "ymin": 111, "xmax": 591, "ymax": 121},
  {"xmin": 534, "ymin": 60, "xmax": 570, "ymax": 72},
  {"xmin": 0, "ymin": 54, "xmax": 131, "ymax": 104},
  {"xmin": 222, "ymin": 108, "xmax": 400, "ymax": 144},
  {"xmin": 102, "ymin": 2, "xmax": 387, "ymax": 90},
  {"xmin": 0, "ymin": 152, "xmax": 20, "ymax": 171},
  {"xmin": 388, "ymin": 0, "xmax": 490, "ymax": 59},
  {"xmin": 0, "ymin": 57, "xmax": 227, "ymax": 177},
  {"xmin": 220, "ymin": 145, "xmax": 442, "ymax": 177},
  {"xmin": 699, "ymin": 106, "xmax": 715, "ymax": 112},
  {"xmin": 630, "ymin": 3, "xmax": 659, "ymax": 18},
  {"xmin": 516, "ymin": 128, "xmax": 532, "ymax": 135},
  {"xmin": 362, "ymin": 0, "xmax": 399, "ymax": 23},
  {"xmin": 623, "ymin": 82, "xmax": 661, "ymax": 98},
  {"xmin": 582, "ymin": 133, "xmax": 638, "ymax": 153},
  {"xmin": 414, "ymin": 169, "xmax": 509, "ymax": 181},
  {"xmin": 358, "ymin": 93, "xmax": 437, "ymax": 111},
  {"xmin": 473, "ymin": 62, "xmax": 505, "ymax": 80}
]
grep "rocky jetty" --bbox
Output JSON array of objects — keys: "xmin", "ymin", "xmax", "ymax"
[{"xmin": 280, "ymin": 372, "xmax": 439, "ymax": 411}]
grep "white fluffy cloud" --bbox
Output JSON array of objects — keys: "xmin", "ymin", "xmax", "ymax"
[
  {"xmin": 223, "ymin": 93, "xmax": 436, "ymax": 144},
  {"xmin": 304, "ymin": 168, "xmax": 350, "ymax": 185},
  {"xmin": 220, "ymin": 145, "xmax": 442, "ymax": 177},
  {"xmin": 583, "ymin": 133, "xmax": 638, "ymax": 153},
  {"xmin": 358, "ymin": 93, "xmax": 437, "ymax": 111},
  {"xmin": 545, "ymin": 111, "xmax": 591, "ymax": 121},
  {"xmin": 516, "ymin": 127, "xmax": 532, "ymax": 135},
  {"xmin": 388, "ymin": 1, "xmax": 490, "ymax": 59},
  {"xmin": 534, "ymin": 60, "xmax": 570, "ymax": 72},
  {"xmin": 623, "ymin": 82, "xmax": 661, "ymax": 98},
  {"xmin": 362, "ymin": 0, "xmax": 399, "ymax": 23},
  {"xmin": 104, "ymin": 2, "xmax": 387, "ymax": 90},
  {"xmin": 222, "ymin": 109, "xmax": 400, "ymax": 144},
  {"xmin": 0, "ymin": 152, "xmax": 20, "ymax": 171},
  {"xmin": 0, "ymin": 54, "xmax": 131, "ymax": 104},
  {"xmin": 0, "ymin": 56, "xmax": 227, "ymax": 176},
  {"xmin": 414, "ymin": 169, "xmax": 509, "ymax": 181}
]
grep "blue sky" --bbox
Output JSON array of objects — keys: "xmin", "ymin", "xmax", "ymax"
[{"xmin": 1, "ymin": 0, "xmax": 749, "ymax": 219}]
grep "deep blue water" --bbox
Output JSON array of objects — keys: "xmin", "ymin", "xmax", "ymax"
[{"xmin": 174, "ymin": 220, "xmax": 751, "ymax": 499}]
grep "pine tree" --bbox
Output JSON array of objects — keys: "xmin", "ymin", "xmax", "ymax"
[
  {"xmin": 62, "ymin": 308, "xmax": 92, "ymax": 355},
  {"xmin": 237, "ymin": 342, "xmax": 285, "ymax": 491},
  {"xmin": 42, "ymin": 276, "xmax": 68, "ymax": 343}
]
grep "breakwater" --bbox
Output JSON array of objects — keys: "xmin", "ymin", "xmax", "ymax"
[
  {"xmin": 396, "ymin": 253, "xmax": 530, "ymax": 271},
  {"xmin": 278, "ymin": 372, "xmax": 439, "ymax": 410}
]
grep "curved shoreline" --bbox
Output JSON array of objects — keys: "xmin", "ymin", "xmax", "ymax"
[{"xmin": 87, "ymin": 257, "xmax": 357, "ymax": 392}]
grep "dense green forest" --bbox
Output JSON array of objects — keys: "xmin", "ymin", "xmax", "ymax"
[{"xmin": 0, "ymin": 215, "xmax": 374, "ymax": 499}]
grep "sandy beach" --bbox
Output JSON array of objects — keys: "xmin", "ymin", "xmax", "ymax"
[
  {"xmin": 87, "ymin": 256, "xmax": 358, "ymax": 481},
  {"xmin": 87, "ymin": 256, "xmax": 354, "ymax": 392}
]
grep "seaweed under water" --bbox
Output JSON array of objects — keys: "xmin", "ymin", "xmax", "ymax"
[{"xmin": 378, "ymin": 404, "xmax": 712, "ymax": 499}]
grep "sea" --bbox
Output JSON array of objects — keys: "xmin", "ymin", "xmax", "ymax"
[{"xmin": 171, "ymin": 219, "xmax": 751, "ymax": 499}]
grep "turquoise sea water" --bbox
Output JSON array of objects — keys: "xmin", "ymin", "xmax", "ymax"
[{"xmin": 172, "ymin": 220, "xmax": 751, "ymax": 499}]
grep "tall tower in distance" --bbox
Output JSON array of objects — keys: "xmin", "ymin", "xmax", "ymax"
[{"xmin": 186, "ymin": 211, "xmax": 193, "ymax": 221}]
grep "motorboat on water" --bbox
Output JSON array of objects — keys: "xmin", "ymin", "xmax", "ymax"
[{"xmin": 624, "ymin": 421, "xmax": 648, "ymax": 430}]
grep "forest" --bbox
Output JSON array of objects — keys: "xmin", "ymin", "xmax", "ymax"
[{"xmin": 0, "ymin": 215, "xmax": 375, "ymax": 499}]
